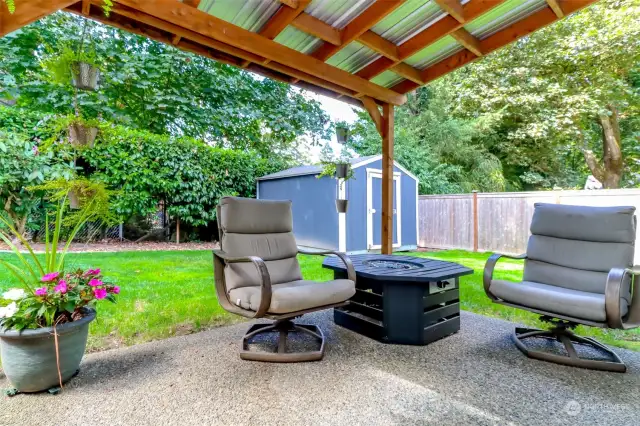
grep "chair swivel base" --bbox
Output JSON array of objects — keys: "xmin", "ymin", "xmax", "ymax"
[
  {"xmin": 513, "ymin": 326, "xmax": 626, "ymax": 373},
  {"xmin": 240, "ymin": 319, "xmax": 325, "ymax": 362}
]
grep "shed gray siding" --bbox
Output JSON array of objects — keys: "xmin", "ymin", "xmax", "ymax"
[
  {"xmin": 258, "ymin": 174, "xmax": 339, "ymax": 250},
  {"xmin": 346, "ymin": 159, "xmax": 417, "ymax": 251}
]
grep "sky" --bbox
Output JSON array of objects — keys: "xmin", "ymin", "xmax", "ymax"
[{"xmin": 305, "ymin": 92, "xmax": 361, "ymax": 162}]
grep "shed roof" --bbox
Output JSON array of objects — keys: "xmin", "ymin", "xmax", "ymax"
[
  {"xmin": 258, "ymin": 154, "xmax": 419, "ymax": 181},
  {"xmin": 1, "ymin": 0, "xmax": 598, "ymax": 107}
]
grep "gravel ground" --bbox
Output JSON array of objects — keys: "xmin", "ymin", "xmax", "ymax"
[{"xmin": 1, "ymin": 311, "xmax": 639, "ymax": 426}]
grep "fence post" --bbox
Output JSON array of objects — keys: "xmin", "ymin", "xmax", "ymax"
[
  {"xmin": 472, "ymin": 190, "xmax": 478, "ymax": 252},
  {"xmin": 176, "ymin": 218, "xmax": 180, "ymax": 244}
]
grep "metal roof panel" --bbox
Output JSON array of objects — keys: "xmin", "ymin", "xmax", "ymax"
[
  {"xmin": 465, "ymin": 0, "xmax": 549, "ymax": 40},
  {"xmin": 404, "ymin": 35, "xmax": 463, "ymax": 70}
]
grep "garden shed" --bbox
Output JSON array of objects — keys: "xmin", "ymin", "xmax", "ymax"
[{"xmin": 258, "ymin": 155, "xmax": 418, "ymax": 253}]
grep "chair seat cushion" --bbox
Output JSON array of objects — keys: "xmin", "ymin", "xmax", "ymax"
[
  {"xmin": 229, "ymin": 279, "xmax": 356, "ymax": 314},
  {"xmin": 490, "ymin": 280, "xmax": 628, "ymax": 322}
]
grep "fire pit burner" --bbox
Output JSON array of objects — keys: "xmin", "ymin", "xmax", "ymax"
[{"xmin": 363, "ymin": 259, "xmax": 422, "ymax": 270}]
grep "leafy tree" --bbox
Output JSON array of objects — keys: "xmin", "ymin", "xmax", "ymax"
[
  {"xmin": 0, "ymin": 12, "xmax": 330, "ymax": 159},
  {"xmin": 77, "ymin": 125, "xmax": 287, "ymax": 226},
  {"xmin": 446, "ymin": 0, "xmax": 640, "ymax": 189},
  {"xmin": 0, "ymin": 131, "xmax": 74, "ymax": 236},
  {"xmin": 349, "ymin": 86, "xmax": 505, "ymax": 194}
]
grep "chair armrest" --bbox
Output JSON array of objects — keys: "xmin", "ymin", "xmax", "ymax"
[
  {"xmin": 213, "ymin": 250, "xmax": 272, "ymax": 318},
  {"xmin": 483, "ymin": 253, "xmax": 527, "ymax": 301},
  {"xmin": 605, "ymin": 267, "xmax": 640, "ymax": 330},
  {"xmin": 298, "ymin": 248, "xmax": 356, "ymax": 283}
]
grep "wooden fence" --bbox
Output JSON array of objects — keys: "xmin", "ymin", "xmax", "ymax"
[{"xmin": 418, "ymin": 189, "xmax": 640, "ymax": 259}]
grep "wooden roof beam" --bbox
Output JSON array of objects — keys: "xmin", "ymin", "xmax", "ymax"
[
  {"xmin": 433, "ymin": 0, "xmax": 466, "ymax": 23},
  {"xmin": 311, "ymin": 0, "xmax": 403, "ymax": 62},
  {"xmin": 291, "ymin": 12, "xmax": 341, "ymax": 45},
  {"xmin": 260, "ymin": 0, "xmax": 310, "ymax": 40},
  {"xmin": 391, "ymin": 0, "xmax": 597, "ymax": 94},
  {"xmin": 545, "ymin": 0, "xmax": 565, "ymax": 18},
  {"xmin": 355, "ymin": 0, "xmax": 506, "ymax": 82},
  {"xmin": 450, "ymin": 28, "xmax": 483, "ymax": 56},
  {"xmin": 1, "ymin": 0, "xmax": 78, "ymax": 37},
  {"xmin": 113, "ymin": 0, "xmax": 405, "ymax": 105},
  {"xmin": 68, "ymin": 4, "xmax": 363, "ymax": 108},
  {"xmin": 82, "ymin": 0, "xmax": 91, "ymax": 15}
]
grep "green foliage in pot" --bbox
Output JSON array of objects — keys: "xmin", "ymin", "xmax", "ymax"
[
  {"xmin": 41, "ymin": 46, "xmax": 102, "ymax": 87},
  {"xmin": 335, "ymin": 120, "xmax": 350, "ymax": 144},
  {"xmin": 44, "ymin": 114, "xmax": 104, "ymax": 149}
]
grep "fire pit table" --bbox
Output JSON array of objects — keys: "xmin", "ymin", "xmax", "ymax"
[{"xmin": 322, "ymin": 254, "xmax": 473, "ymax": 345}]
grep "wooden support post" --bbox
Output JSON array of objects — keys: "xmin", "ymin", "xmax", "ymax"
[
  {"xmin": 176, "ymin": 217, "xmax": 180, "ymax": 244},
  {"xmin": 472, "ymin": 190, "xmax": 478, "ymax": 252},
  {"xmin": 381, "ymin": 104, "xmax": 394, "ymax": 255}
]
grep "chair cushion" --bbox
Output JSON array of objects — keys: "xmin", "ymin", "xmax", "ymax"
[
  {"xmin": 530, "ymin": 203, "xmax": 636, "ymax": 243},
  {"xmin": 219, "ymin": 197, "xmax": 293, "ymax": 234},
  {"xmin": 229, "ymin": 279, "xmax": 356, "ymax": 314},
  {"xmin": 490, "ymin": 280, "xmax": 628, "ymax": 323}
]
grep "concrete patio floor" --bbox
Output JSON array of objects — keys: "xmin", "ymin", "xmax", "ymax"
[{"xmin": 2, "ymin": 310, "xmax": 639, "ymax": 426}]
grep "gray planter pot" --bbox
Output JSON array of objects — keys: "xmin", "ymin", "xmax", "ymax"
[
  {"xmin": 336, "ymin": 199, "xmax": 349, "ymax": 213},
  {"xmin": 0, "ymin": 308, "xmax": 95, "ymax": 393},
  {"xmin": 68, "ymin": 189, "xmax": 81, "ymax": 209},
  {"xmin": 71, "ymin": 62, "xmax": 100, "ymax": 91},
  {"xmin": 335, "ymin": 163, "xmax": 350, "ymax": 179},
  {"xmin": 336, "ymin": 126, "xmax": 349, "ymax": 144},
  {"xmin": 68, "ymin": 123, "xmax": 98, "ymax": 148}
]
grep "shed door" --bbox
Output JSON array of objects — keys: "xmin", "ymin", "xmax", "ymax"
[{"xmin": 367, "ymin": 169, "xmax": 401, "ymax": 250}]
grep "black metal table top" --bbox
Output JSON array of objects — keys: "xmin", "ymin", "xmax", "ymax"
[{"xmin": 322, "ymin": 254, "xmax": 473, "ymax": 282}]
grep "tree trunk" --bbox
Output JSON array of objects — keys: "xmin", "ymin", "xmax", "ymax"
[{"xmin": 582, "ymin": 104, "xmax": 623, "ymax": 189}]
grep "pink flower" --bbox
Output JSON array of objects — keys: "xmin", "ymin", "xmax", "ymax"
[
  {"xmin": 35, "ymin": 287, "xmax": 48, "ymax": 296},
  {"xmin": 41, "ymin": 272, "xmax": 60, "ymax": 282},
  {"xmin": 93, "ymin": 288, "xmax": 107, "ymax": 300},
  {"xmin": 111, "ymin": 286, "xmax": 120, "ymax": 295},
  {"xmin": 32, "ymin": 145, "xmax": 39, "ymax": 156},
  {"xmin": 86, "ymin": 268, "xmax": 101, "ymax": 276},
  {"xmin": 54, "ymin": 280, "xmax": 68, "ymax": 294},
  {"xmin": 88, "ymin": 279, "xmax": 103, "ymax": 287}
]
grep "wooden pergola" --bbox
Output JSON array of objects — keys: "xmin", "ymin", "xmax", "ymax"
[{"xmin": 1, "ymin": 0, "xmax": 597, "ymax": 254}]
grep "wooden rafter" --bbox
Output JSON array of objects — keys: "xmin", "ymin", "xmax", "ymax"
[
  {"xmin": 260, "ymin": 0, "xmax": 310, "ymax": 40},
  {"xmin": 433, "ymin": 0, "xmax": 466, "ymax": 23},
  {"xmin": 291, "ymin": 12, "xmax": 341, "ymax": 45},
  {"xmin": 0, "ymin": 0, "xmax": 77, "ymax": 37},
  {"xmin": 391, "ymin": 0, "xmax": 597, "ymax": 94},
  {"xmin": 81, "ymin": 0, "xmax": 91, "ymax": 15},
  {"xmin": 311, "ymin": 0, "xmax": 403, "ymax": 62},
  {"xmin": 67, "ymin": 3, "xmax": 364, "ymax": 108},
  {"xmin": 111, "ymin": 0, "xmax": 405, "ymax": 105},
  {"xmin": 355, "ymin": 0, "xmax": 505, "ymax": 84},
  {"xmin": 450, "ymin": 28, "xmax": 483, "ymax": 57},
  {"xmin": 545, "ymin": 0, "xmax": 565, "ymax": 18}
]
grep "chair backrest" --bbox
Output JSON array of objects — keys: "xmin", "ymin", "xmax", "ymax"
[
  {"xmin": 217, "ymin": 197, "xmax": 302, "ymax": 290},
  {"xmin": 524, "ymin": 203, "xmax": 636, "ymax": 299}
]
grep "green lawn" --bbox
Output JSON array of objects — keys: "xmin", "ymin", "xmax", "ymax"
[{"xmin": 0, "ymin": 250, "xmax": 638, "ymax": 352}]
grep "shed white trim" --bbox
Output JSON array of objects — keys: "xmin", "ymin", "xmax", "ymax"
[{"xmin": 352, "ymin": 154, "xmax": 419, "ymax": 182}]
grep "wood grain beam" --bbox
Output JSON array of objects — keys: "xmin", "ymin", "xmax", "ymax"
[
  {"xmin": 450, "ymin": 28, "xmax": 483, "ymax": 56},
  {"xmin": 68, "ymin": 4, "xmax": 363, "ymax": 108},
  {"xmin": 362, "ymin": 96, "xmax": 382, "ymax": 135},
  {"xmin": 1, "ymin": 0, "xmax": 78, "ymax": 37},
  {"xmin": 183, "ymin": 0, "xmax": 201, "ymax": 7},
  {"xmin": 278, "ymin": 0, "xmax": 299, "ymax": 8},
  {"xmin": 356, "ymin": 0, "xmax": 505, "ymax": 83},
  {"xmin": 545, "ymin": 0, "xmax": 564, "ymax": 18},
  {"xmin": 113, "ymin": 0, "xmax": 405, "ymax": 105},
  {"xmin": 381, "ymin": 103, "xmax": 394, "ymax": 255},
  {"xmin": 260, "ymin": 0, "xmax": 309, "ymax": 40},
  {"xmin": 291, "ymin": 12, "xmax": 341, "ymax": 45},
  {"xmin": 311, "ymin": 0, "xmax": 403, "ymax": 62},
  {"xmin": 391, "ymin": 0, "xmax": 598, "ymax": 94},
  {"xmin": 358, "ymin": 30, "xmax": 400, "ymax": 61},
  {"xmin": 433, "ymin": 0, "xmax": 466, "ymax": 23},
  {"xmin": 82, "ymin": 0, "xmax": 91, "ymax": 15}
]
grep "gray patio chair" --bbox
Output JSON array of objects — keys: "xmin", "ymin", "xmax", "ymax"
[
  {"xmin": 213, "ymin": 196, "xmax": 356, "ymax": 362},
  {"xmin": 483, "ymin": 203, "xmax": 640, "ymax": 372}
]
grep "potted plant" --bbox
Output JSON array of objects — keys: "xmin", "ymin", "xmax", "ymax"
[
  {"xmin": 335, "ymin": 121, "xmax": 349, "ymax": 144},
  {"xmin": 68, "ymin": 117, "xmax": 100, "ymax": 148},
  {"xmin": 0, "ymin": 197, "xmax": 118, "ymax": 395},
  {"xmin": 318, "ymin": 150, "xmax": 355, "ymax": 214},
  {"xmin": 42, "ymin": 46, "xmax": 102, "ymax": 92}
]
